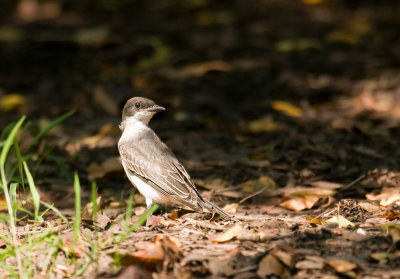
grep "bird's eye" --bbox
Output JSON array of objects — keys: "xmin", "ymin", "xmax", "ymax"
[{"xmin": 135, "ymin": 103, "xmax": 140, "ymax": 108}]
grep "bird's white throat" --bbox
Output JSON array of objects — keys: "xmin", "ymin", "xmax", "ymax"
[
  {"xmin": 120, "ymin": 111, "xmax": 155, "ymax": 131},
  {"xmin": 119, "ymin": 118, "xmax": 149, "ymax": 143}
]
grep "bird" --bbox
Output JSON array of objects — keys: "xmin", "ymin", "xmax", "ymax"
[{"xmin": 118, "ymin": 97, "xmax": 232, "ymax": 220}]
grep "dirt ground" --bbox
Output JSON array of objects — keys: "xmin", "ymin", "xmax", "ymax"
[{"xmin": 1, "ymin": 0, "xmax": 400, "ymax": 278}]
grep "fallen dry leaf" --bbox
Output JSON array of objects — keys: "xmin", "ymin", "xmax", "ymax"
[
  {"xmin": 240, "ymin": 175, "xmax": 276, "ymax": 193},
  {"xmin": 222, "ymin": 203, "xmax": 238, "ymax": 214},
  {"xmin": 120, "ymin": 235, "xmax": 181, "ymax": 268},
  {"xmin": 280, "ymin": 196, "xmax": 319, "ymax": 212},
  {"xmin": 280, "ymin": 188, "xmax": 335, "ymax": 212},
  {"xmin": 378, "ymin": 211, "xmax": 400, "ymax": 221},
  {"xmin": 95, "ymin": 213, "xmax": 112, "ymax": 230},
  {"xmin": 295, "ymin": 256, "xmax": 324, "ymax": 270},
  {"xmin": 82, "ymin": 124, "xmax": 120, "ymax": 149},
  {"xmin": 256, "ymin": 244, "xmax": 294, "ymax": 278},
  {"xmin": 272, "ymin": 100, "xmax": 303, "ymax": 117},
  {"xmin": 328, "ymin": 259, "xmax": 357, "ymax": 273},
  {"xmin": 386, "ymin": 225, "xmax": 400, "ymax": 243},
  {"xmin": 133, "ymin": 207, "xmax": 146, "ymax": 216},
  {"xmin": 192, "ymin": 178, "xmax": 228, "ymax": 190},
  {"xmin": 53, "ymin": 264, "xmax": 71, "ymax": 277},
  {"xmin": 208, "ymin": 247, "xmax": 257, "ymax": 277},
  {"xmin": 122, "ymin": 241, "xmax": 164, "ymax": 266},
  {"xmin": 144, "ymin": 216, "xmax": 164, "ymax": 226},
  {"xmin": 81, "ymin": 196, "xmax": 102, "ymax": 219},
  {"xmin": 61, "ymin": 240, "xmax": 85, "ymax": 258},
  {"xmin": 358, "ymin": 201, "xmax": 387, "ymax": 213},
  {"xmin": 158, "ymin": 235, "xmax": 182, "ymax": 262},
  {"xmin": 257, "ymin": 253, "xmax": 288, "ymax": 278},
  {"xmin": 211, "ymin": 223, "xmax": 243, "ymax": 243},
  {"xmin": 159, "ymin": 219, "xmax": 175, "ymax": 227},
  {"xmin": 366, "ymin": 190, "xmax": 400, "ymax": 206},
  {"xmin": 370, "ymin": 251, "xmax": 400, "ymax": 262},
  {"xmin": 248, "ymin": 115, "xmax": 286, "ymax": 133},
  {"xmin": 0, "ymin": 93, "xmax": 26, "ymax": 111},
  {"xmin": 326, "ymin": 215, "xmax": 355, "ymax": 228},
  {"xmin": 87, "ymin": 156, "xmax": 123, "ymax": 180},
  {"xmin": 310, "ymin": 180, "xmax": 343, "ymax": 189},
  {"xmin": 272, "ymin": 244, "xmax": 294, "ymax": 268},
  {"xmin": 306, "ymin": 215, "xmax": 325, "ymax": 225},
  {"xmin": 17, "ymin": 0, "xmax": 61, "ymax": 22}
]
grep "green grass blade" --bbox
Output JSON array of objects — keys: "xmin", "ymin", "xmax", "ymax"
[
  {"xmin": 91, "ymin": 181, "xmax": 98, "ymax": 222},
  {"xmin": 23, "ymin": 161, "xmax": 41, "ymax": 222},
  {"xmin": 73, "ymin": 172, "xmax": 81, "ymax": 245},
  {"xmin": 40, "ymin": 201, "xmax": 68, "ymax": 223},
  {"xmin": 74, "ymin": 259, "xmax": 92, "ymax": 277},
  {"xmin": 29, "ymin": 110, "xmax": 75, "ymax": 148},
  {"xmin": 9, "ymin": 182, "xmax": 18, "ymax": 218},
  {"xmin": 0, "ymin": 262, "xmax": 16, "ymax": 277},
  {"xmin": 13, "ymin": 140, "xmax": 24, "ymax": 187},
  {"xmin": 117, "ymin": 203, "xmax": 158, "ymax": 244},
  {"xmin": 127, "ymin": 204, "xmax": 158, "ymax": 234},
  {"xmin": 0, "ymin": 116, "xmax": 25, "ymax": 168}
]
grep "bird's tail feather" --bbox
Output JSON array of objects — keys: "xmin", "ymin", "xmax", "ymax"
[{"xmin": 200, "ymin": 199, "xmax": 232, "ymax": 220}]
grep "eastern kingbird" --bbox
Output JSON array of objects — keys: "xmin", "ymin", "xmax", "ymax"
[{"xmin": 118, "ymin": 97, "xmax": 232, "ymax": 219}]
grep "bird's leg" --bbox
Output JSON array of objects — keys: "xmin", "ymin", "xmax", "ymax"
[
  {"xmin": 208, "ymin": 211, "xmax": 216, "ymax": 221},
  {"xmin": 145, "ymin": 198, "xmax": 156, "ymax": 226},
  {"xmin": 146, "ymin": 198, "xmax": 153, "ymax": 209}
]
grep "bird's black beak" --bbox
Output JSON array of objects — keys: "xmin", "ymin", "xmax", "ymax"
[{"xmin": 146, "ymin": 105, "xmax": 166, "ymax": 112}]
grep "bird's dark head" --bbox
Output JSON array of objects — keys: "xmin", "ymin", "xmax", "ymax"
[{"xmin": 121, "ymin": 97, "xmax": 165, "ymax": 126}]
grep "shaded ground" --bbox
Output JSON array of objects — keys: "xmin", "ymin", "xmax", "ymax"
[{"xmin": 1, "ymin": 0, "xmax": 400, "ymax": 278}]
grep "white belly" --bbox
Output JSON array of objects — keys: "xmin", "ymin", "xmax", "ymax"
[{"xmin": 121, "ymin": 160, "xmax": 171, "ymax": 207}]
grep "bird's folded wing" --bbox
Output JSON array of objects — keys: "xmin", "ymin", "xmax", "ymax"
[{"xmin": 119, "ymin": 138, "xmax": 202, "ymax": 207}]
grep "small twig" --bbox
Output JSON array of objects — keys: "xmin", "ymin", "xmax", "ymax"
[
  {"xmin": 227, "ymin": 265, "xmax": 258, "ymax": 276},
  {"xmin": 233, "ymin": 215, "xmax": 278, "ymax": 221},
  {"xmin": 16, "ymin": 229, "xmax": 44, "ymax": 236},
  {"xmin": 185, "ymin": 218, "xmax": 226, "ymax": 230},
  {"xmin": 238, "ymin": 186, "xmax": 266, "ymax": 205},
  {"xmin": 308, "ymin": 208, "xmax": 336, "ymax": 223},
  {"xmin": 340, "ymin": 174, "xmax": 366, "ymax": 191},
  {"xmin": 16, "ymin": 224, "xmax": 70, "ymax": 236}
]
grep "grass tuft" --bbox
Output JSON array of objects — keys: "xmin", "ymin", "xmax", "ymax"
[
  {"xmin": 0, "ymin": 114, "xmax": 156, "ymax": 277},
  {"xmin": 23, "ymin": 161, "xmax": 42, "ymax": 222},
  {"xmin": 0, "ymin": 116, "xmax": 26, "ymax": 279}
]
